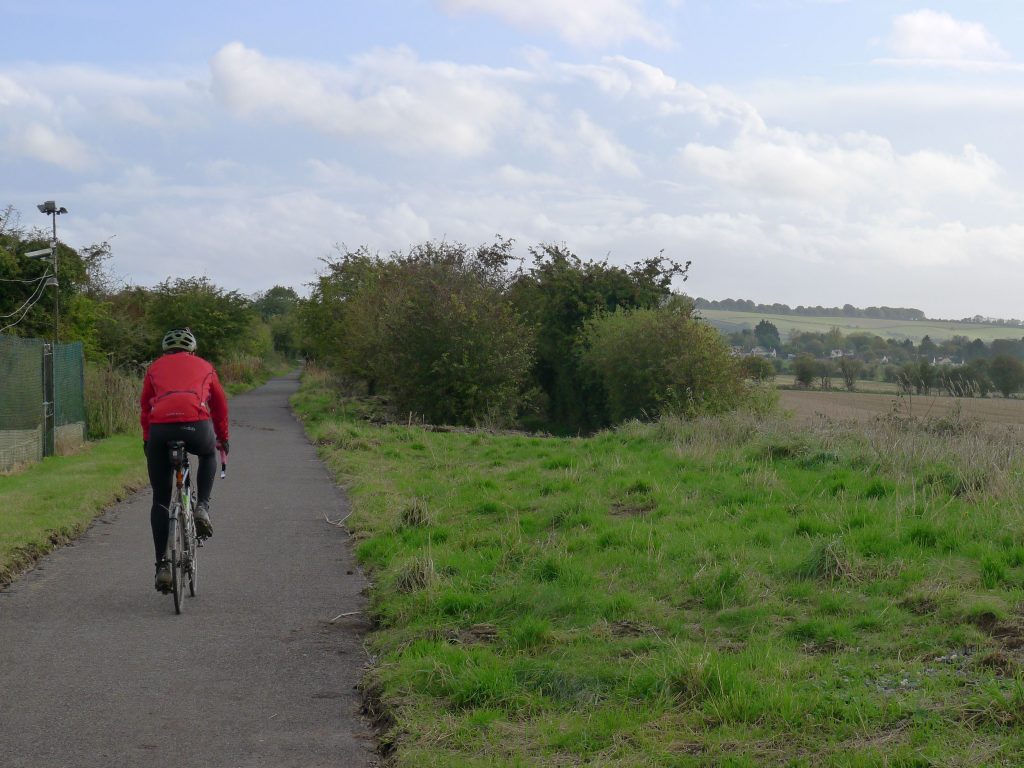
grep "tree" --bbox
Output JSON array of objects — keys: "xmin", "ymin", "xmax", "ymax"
[
  {"xmin": 301, "ymin": 239, "xmax": 535, "ymax": 426},
  {"xmin": 817, "ymin": 359, "xmax": 834, "ymax": 390},
  {"xmin": 837, "ymin": 357, "xmax": 863, "ymax": 391},
  {"xmin": 146, "ymin": 277, "xmax": 262, "ymax": 364},
  {"xmin": 253, "ymin": 285, "xmax": 298, "ymax": 321},
  {"xmin": 753, "ymin": 319, "xmax": 781, "ymax": 350},
  {"xmin": 509, "ymin": 244, "xmax": 689, "ymax": 432},
  {"xmin": 919, "ymin": 334, "xmax": 937, "ymax": 358},
  {"xmin": 0, "ymin": 205, "xmax": 106, "ymax": 350},
  {"xmin": 580, "ymin": 303, "xmax": 745, "ymax": 423},
  {"xmin": 373, "ymin": 240, "xmax": 534, "ymax": 426},
  {"xmin": 793, "ymin": 355, "xmax": 817, "ymax": 388},
  {"xmin": 989, "ymin": 354, "xmax": 1024, "ymax": 397},
  {"xmin": 740, "ymin": 355, "xmax": 775, "ymax": 382}
]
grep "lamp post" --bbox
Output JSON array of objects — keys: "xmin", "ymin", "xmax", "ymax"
[
  {"xmin": 36, "ymin": 200, "xmax": 66, "ymax": 343},
  {"xmin": 36, "ymin": 201, "xmax": 66, "ymax": 458}
]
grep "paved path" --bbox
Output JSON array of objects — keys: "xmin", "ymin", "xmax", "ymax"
[{"xmin": 0, "ymin": 373, "xmax": 376, "ymax": 767}]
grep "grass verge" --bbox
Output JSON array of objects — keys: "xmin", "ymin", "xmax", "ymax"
[
  {"xmin": 294, "ymin": 368, "xmax": 1024, "ymax": 767},
  {"xmin": 0, "ymin": 435, "xmax": 147, "ymax": 587}
]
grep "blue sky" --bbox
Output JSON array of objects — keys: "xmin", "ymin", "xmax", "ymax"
[{"xmin": 3, "ymin": 1, "xmax": 1024, "ymax": 318}]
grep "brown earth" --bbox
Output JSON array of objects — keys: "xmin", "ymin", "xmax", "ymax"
[{"xmin": 779, "ymin": 388, "xmax": 1024, "ymax": 427}]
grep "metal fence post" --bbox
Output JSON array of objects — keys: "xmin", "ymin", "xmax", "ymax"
[{"xmin": 42, "ymin": 342, "xmax": 54, "ymax": 457}]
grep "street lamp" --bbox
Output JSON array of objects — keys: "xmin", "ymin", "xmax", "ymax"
[
  {"xmin": 36, "ymin": 201, "xmax": 66, "ymax": 459},
  {"xmin": 36, "ymin": 200, "xmax": 66, "ymax": 342}
]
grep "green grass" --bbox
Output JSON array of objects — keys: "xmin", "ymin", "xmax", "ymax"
[
  {"xmin": 294, "ymin": 370, "xmax": 1024, "ymax": 766},
  {"xmin": 700, "ymin": 308, "xmax": 1024, "ymax": 343},
  {"xmin": 0, "ymin": 435, "xmax": 147, "ymax": 585}
]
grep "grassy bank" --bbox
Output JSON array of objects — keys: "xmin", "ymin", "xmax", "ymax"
[
  {"xmin": 0, "ymin": 436, "xmax": 146, "ymax": 586},
  {"xmin": 295, "ymin": 369, "xmax": 1024, "ymax": 767}
]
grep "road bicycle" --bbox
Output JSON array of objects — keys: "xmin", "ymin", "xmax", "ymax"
[{"xmin": 164, "ymin": 440, "xmax": 200, "ymax": 614}]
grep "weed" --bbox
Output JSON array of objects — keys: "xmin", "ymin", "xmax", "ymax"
[
  {"xmin": 395, "ymin": 556, "xmax": 436, "ymax": 593},
  {"xmin": 795, "ymin": 538, "xmax": 856, "ymax": 583},
  {"xmin": 400, "ymin": 498, "xmax": 431, "ymax": 528}
]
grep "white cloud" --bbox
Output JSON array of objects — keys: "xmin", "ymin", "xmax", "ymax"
[
  {"xmin": 209, "ymin": 42, "xmax": 525, "ymax": 157},
  {"xmin": 0, "ymin": 74, "xmax": 51, "ymax": 110},
  {"xmin": 7, "ymin": 122, "xmax": 94, "ymax": 171},
  {"xmin": 681, "ymin": 129, "xmax": 1006, "ymax": 212},
  {"xmin": 439, "ymin": 0, "xmax": 671, "ymax": 48},
  {"xmin": 877, "ymin": 10, "xmax": 1017, "ymax": 70},
  {"xmin": 9, "ymin": 41, "xmax": 1024, "ymax": 318},
  {"xmin": 574, "ymin": 110, "xmax": 640, "ymax": 176}
]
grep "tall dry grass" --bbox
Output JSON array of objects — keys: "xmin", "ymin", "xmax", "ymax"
[
  {"xmin": 642, "ymin": 399, "xmax": 1024, "ymax": 502},
  {"xmin": 85, "ymin": 363, "xmax": 142, "ymax": 439}
]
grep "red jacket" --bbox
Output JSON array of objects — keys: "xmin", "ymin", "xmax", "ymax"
[{"xmin": 140, "ymin": 352, "xmax": 229, "ymax": 442}]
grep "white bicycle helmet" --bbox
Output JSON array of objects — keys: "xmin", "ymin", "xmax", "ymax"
[{"xmin": 162, "ymin": 327, "xmax": 197, "ymax": 352}]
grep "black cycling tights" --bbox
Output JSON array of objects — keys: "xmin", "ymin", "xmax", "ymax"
[{"xmin": 147, "ymin": 420, "xmax": 217, "ymax": 561}]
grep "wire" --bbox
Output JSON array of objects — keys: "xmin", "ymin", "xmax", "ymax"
[
  {"xmin": 0, "ymin": 276, "xmax": 53, "ymax": 332},
  {"xmin": 0, "ymin": 275, "xmax": 48, "ymax": 284},
  {"xmin": 1, "ymin": 274, "xmax": 52, "ymax": 319}
]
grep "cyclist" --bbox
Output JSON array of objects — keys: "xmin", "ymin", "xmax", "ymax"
[{"xmin": 140, "ymin": 328, "xmax": 229, "ymax": 591}]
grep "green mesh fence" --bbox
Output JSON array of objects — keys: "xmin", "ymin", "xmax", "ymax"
[
  {"xmin": 55, "ymin": 341, "xmax": 85, "ymax": 427},
  {"xmin": 0, "ymin": 334, "xmax": 86, "ymax": 470},
  {"xmin": 0, "ymin": 335, "xmax": 44, "ymax": 470}
]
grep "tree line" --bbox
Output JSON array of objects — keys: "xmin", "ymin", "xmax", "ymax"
[
  {"xmin": 299, "ymin": 239, "xmax": 758, "ymax": 432},
  {"xmin": 698, "ymin": 296, "xmax": 1024, "ymax": 327},
  {"xmin": 1, "ymin": 205, "xmax": 298, "ymax": 368},
  {"xmin": 696, "ymin": 297, "xmax": 928, "ymax": 321},
  {"xmin": 731, "ymin": 320, "xmax": 1024, "ymax": 397}
]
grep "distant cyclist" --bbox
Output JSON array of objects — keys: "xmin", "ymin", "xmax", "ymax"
[{"xmin": 140, "ymin": 328, "xmax": 229, "ymax": 591}]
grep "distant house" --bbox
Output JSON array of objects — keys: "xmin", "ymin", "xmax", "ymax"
[
  {"xmin": 748, "ymin": 346, "xmax": 777, "ymax": 359},
  {"xmin": 829, "ymin": 349, "xmax": 844, "ymax": 359}
]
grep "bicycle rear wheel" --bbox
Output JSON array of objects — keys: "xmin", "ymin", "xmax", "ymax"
[
  {"xmin": 170, "ymin": 511, "xmax": 185, "ymax": 614},
  {"xmin": 187, "ymin": 490, "xmax": 198, "ymax": 597}
]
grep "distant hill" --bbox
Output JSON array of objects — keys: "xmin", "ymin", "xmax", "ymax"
[
  {"xmin": 699, "ymin": 308, "xmax": 1024, "ymax": 344},
  {"xmin": 694, "ymin": 298, "xmax": 1024, "ymax": 328}
]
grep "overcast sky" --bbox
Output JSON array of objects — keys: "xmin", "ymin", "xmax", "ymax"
[{"xmin": 3, "ymin": 1, "xmax": 1024, "ymax": 319}]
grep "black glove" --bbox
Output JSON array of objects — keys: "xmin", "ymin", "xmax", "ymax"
[
  {"xmin": 143, "ymin": 440, "xmax": 148, "ymax": 456},
  {"xmin": 218, "ymin": 439, "xmax": 229, "ymax": 454}
]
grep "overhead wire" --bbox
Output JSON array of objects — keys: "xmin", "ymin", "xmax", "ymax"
[
  {"xmin": 1, "ymin": 273, "xmax": 52, "ymax": 318},
  {"xmin": 0, "ymin": 275, "xmax": 48, "ymax": 284},
  {"xmin": 0, "ymin": 274, "xmax": 54, "ymax": 332}
]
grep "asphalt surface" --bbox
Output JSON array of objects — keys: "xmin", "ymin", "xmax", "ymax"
[{"xmin": 0, "ymin": 373, "xmax": 376, "ymax": 768}]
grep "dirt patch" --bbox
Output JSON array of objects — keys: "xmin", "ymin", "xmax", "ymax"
[
  {"xmin": 969, "ymin": 611, "xmax": 1024, "ymax": 648},
  {"xmin": 975, "ymin": 650, "xmax": 1020, "ymax": 676},
  {"xmin": 610, "ymin": 620, "xmax": 658, "ymax": 638},
  {"xmin": 839, "ymin": 721, "xmax": 910, "ymax": 752},
  {"xmin": 358, "ymin": 673, "xmax": 397, "ymax": 760},
  {"xmin": 899, "ymin": 594, "xmax": 940, "ymax": 615},
  {"xmin": 1, "ymin": 531, "xmax": 81, "ymax": 590},
  {"xmin": 800, "ymin": 638, "xmax": 845, "ymax": 655},
  {"xmin": 610, "ymin": 499, "xmax": 657, "ymax": 517}
]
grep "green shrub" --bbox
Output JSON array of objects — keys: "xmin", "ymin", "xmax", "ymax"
[{"xmin": 579, "ymin": 302, "xmax": 746, "ymax": 422}]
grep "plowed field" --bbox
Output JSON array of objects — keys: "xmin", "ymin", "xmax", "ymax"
[{"xmin": 779, "ymin": 388, "xmax": 1024, "ymax": 426}]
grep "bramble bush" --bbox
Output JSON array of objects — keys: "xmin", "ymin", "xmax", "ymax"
[{"xmin": 302, "ymin": 240, "xmax": 534, "ymax": 427}]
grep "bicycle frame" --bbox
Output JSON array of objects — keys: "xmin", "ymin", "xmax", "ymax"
[{"xmin": 165, "ymin": 441, "xmax": 199, "ymax": 613}]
